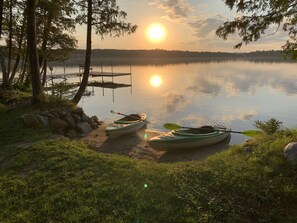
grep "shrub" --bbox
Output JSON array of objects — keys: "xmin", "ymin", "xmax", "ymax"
[{"xmin": 254, "ymin": 118, "xmax": 283, "ymax": 135}]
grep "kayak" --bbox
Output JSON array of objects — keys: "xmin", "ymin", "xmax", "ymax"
[
  {"xmin": 105, "ymin": 113, "xmax": 147, "ymax": 138},
  {"xmin": 147, "ymin": 125, "xmax": 231, "ymax": 151}
]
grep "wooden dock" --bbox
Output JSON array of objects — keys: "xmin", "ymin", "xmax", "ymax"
[
  {"xmin": 87, "ymin": 81, "xmax": 131, "ymax": 89},
  {"xmin": 48, "ymin": 64, "xmax": 132, "ymax": 82}
]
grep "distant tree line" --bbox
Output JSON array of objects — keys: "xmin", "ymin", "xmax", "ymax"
[{"xmin": 51, "ymin": 49, "xmax": 292, "ymax": 66}]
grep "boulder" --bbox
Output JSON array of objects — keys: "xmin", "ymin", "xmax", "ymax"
[
  {"xmin": 74, "ymin": 107, "xmax": 84, "ymax": 116},
  {"xmin": 22, "ymin": 114, "xmax": 40, "ymax": 127},
  {"xmin": 88, "ymin": 117, "xmax": 98, "ymax": 129},
  {"xmin": 35, "ymin": 114, "xmax": 49, "ymax": 127},
  {"xmin": 75, "ymin": 122, "xmax": 92, "ymax": 135},
  {"xmin": 72, "ymin": 113, "xmax": 81, "ymax": 123},
  {"xmin": 63, "ymin": 113, "xmax": 76, "ymax": 127},
  {"xmin": 66, "ymin": 128, "xmax": 79, "ymax": 139},
  {"xmin": 284, "ymin": 142, "xmax": 297, "ymax": 162},
  {"xmin": 50, "ymin": 118, "xmax": 68, "ymax": 129},
  {"xmin": 81, "ymin": 113, "xmax": 89, "ymax": 122}
]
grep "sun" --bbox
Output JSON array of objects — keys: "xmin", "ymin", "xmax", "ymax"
[
  {"xmin": 150, "ymin": 75, "xmax": 163, "ymax": 87},
  {"xmin": 146, "ymin": 23, "xmax": 167, "ymax": 43}
]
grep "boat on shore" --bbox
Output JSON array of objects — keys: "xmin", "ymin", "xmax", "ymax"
[
  {"xmin": 105, "ymin": 113, "xmax": 147, "ymax": 138},
  {"xmin": 147, "ymin": 125, "xmax": 231, "ymax": 151}
]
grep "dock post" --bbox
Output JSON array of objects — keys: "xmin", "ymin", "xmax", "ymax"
[
  {"xmin": 130, "ymin": 65, "xmax": 132, "ymax": 94},
  {"xmin": 111, "ymin": 62, "xmax": 114, "ymax": 83}
]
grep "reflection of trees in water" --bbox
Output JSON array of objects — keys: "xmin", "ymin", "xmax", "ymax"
[{"xmin": 45, "ymin": 82, "xmax": 94, "ymax": 99}]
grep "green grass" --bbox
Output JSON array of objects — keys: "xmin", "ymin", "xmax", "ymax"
[{"xmin": 1, "ymin": 106, "xmax": 297, "ymax": 222}]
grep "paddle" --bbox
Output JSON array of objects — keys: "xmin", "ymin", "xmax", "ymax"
[
  {"xmin": 163, "ymin": 123, "xmax": 262, "ymax": 138},
  {"xmin": 110, "ymin": 110, "xmax": 147, "ymax": 122}
]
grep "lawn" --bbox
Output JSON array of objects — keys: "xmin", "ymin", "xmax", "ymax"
[{"xmin": 1, "ymin": 106, "xmax": 297, "ymax": 222}]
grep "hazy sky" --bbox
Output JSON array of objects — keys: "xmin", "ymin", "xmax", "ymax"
[{"xmin": 76, "ymin": 0, "xmax": 288, "ymax": 52}]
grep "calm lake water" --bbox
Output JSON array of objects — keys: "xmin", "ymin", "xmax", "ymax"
[{"xmin": 54, "ymin": 61, "xmax": 297, "ymax": 145}]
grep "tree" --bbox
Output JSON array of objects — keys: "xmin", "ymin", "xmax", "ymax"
[
  {"xmin": 216, "ymin": 1, "xmax": 297, "ymax": 59},
  {"xmin": 0, "ymin": 0, "xmax": 8, "ymax": 87},
  {"xmin": 0, "ymin": 0, "xmax": 77, "ymax": 89},
  {"xmin": 27, "ymin": 0, "xmax": 42, "ymax": 104},
  {"xmin": 36, "ymin": 0, "xmax": 77, "ymax": 86},
  {"xmin": 71, "ymin": 0, "xmax": 137, "ymax": 104}
]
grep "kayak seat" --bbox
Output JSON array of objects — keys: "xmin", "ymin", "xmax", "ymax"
[
  {"xmin": 185, "ymin": 126, "xmax": 216, "ymax": 134},
  {"xmin": 117, "ymin": 114, "xmax": 142, "ymax": 121}
]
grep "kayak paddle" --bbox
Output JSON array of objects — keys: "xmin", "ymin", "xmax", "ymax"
[
  {"xmin": 110, "ymin": 110, "xmax": 149, "ymax": 122},
  {"xmin": 163, "ymin": 123, "xmax": 262, "ymax": 138}
]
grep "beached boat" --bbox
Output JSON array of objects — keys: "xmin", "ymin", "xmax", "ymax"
[
  {"xmin": 147, "ymin": 125, "xmax": 231, "ymax": 151},
  {"xmin": 105, "ymin": 113, "xmax": 147, "ymax": 138}
]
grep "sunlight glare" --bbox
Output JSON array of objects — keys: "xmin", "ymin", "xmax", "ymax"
[
  {"xmin": 146, "ymin": 23, "xmax": 167, "ymax": 43},
  {"xmin": 150, "ymin": 75, "xmax": 163, "ymax": 87}
]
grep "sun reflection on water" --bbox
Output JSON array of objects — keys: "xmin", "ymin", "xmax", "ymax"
[{"xmin": 149, "ymin": 75, "xmax": 163, "ymax": 87}]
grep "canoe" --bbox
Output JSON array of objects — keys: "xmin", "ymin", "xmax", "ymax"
[
  {"xmin": 147, "ymin": 125, "xmax": 231, "ymax": 151},
  {"xmin": 105, "ymin": 113, "xmax": 147, "ymax": 138}
]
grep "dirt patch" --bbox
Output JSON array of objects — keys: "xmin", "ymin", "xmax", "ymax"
[{"xmin": 82, "ymin": 123, "xmax": 232, "ymax": 162}]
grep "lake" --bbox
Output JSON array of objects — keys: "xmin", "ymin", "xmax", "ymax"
[{"xmin": 53, "ymin": 61, "xmax": 297, "ymax": 145}]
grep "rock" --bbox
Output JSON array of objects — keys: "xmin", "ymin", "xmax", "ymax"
[
  {"xmin": 74, "ymin": 107, "xmax": 84, "ymax": 116},
  {"xmin": 66, "ymin": 128, "xmax": 79, "ymax": 139},
  {"xmin": 50, "ymin": 118, "xmax": 68, "ymax": 129},
  {"xmin": 35, "ymin": 114, "xmax": 49, "ymax": 127},
  {"xmin": 91, "ymin": 116, "xmax": 102, "ymax": 125},
  {"xmin": 75, "ymin": 122, "xmax": 92, "ymax": 135},
  {"xmin": 57, "ymin": 110, "xmax": 67, "ymax": 118},
  {"xmin": 81, "ymin": 113, "xmax": 89, "ymax": 122},
  {"xmin": 91, "ymin": 115, "xmax": 99, "ymax": 122},
  {"xmin": 63, "ymin": 113, "xmax": 76, "ymax": 127},
  {"xmin": 22, "ymin": 114, "xmax": 40, "ymax": 127},
  {"xmin": 284, "ymin": 142, "xmax": 297, "ymax": 162},
  {"xmin": 50, "ymin": 111, "xmax": 60, "ymax": 118},
  {"xmin": 72, "ymin": 113, "xmax": 81, "ymax": 123},
  {"xmin": 88, "ymin": 117, "xmax": 98, "ymax": 129}
]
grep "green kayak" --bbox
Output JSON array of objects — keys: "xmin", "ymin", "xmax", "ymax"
[
  {"xmin": 105, "ymin": 113, "xmax": 147, "ymax": 138},
  {"xmin": 147, "ymin": 125, "xmax": 231, "ymax": 151}
]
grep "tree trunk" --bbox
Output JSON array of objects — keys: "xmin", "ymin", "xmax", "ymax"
[
  {"xmin": 9, "ymin": 5, "xmax": 26, "ymax": 85},
  {"xmin": 41, "ymin": 59, "xmax": 47, "ymax": 86},
  {"xmin": 71, "ymin": 0, "xmax": 92, "ymax": 104},
  {"xmin": 27, "ymin": 0, "xmax": 42, "ymax": 104},
  {"xmin": 7, "ymin": 1, "xmax": 13, "ymax": 76},
  {"xmin": 0, "ymin": 0, "xmax": 8, "ymax": 87}
]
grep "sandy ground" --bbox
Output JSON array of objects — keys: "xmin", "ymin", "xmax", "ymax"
[{"xmin": 83, "ymin": 123, "xmax": 232, "ymax": 163}]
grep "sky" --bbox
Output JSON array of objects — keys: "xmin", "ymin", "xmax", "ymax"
[{"xmin": 76, "ymin": 0, "xmax": 288, "ymax": 52}]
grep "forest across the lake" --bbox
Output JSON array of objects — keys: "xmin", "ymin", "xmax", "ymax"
[{"xmin": 51, "ymin": 49, "xmax": 295, "ymax": 66}]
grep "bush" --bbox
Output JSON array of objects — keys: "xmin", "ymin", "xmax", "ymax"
[{"xmin": 254, "ymin": 118, "xmax": 283, "ymax": 135}]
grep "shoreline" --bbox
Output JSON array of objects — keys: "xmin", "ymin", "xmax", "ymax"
[{"xmin": 83, "ymin": 123, "xmax": 232, "ymax": 162}]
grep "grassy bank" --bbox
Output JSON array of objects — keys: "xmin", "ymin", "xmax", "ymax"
[{"xmin": 1, "ymin": 107, "xmax": 297, "ymax": 222}]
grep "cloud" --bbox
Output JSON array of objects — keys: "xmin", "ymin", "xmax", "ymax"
[
  {"xmin": 149, "ymin": 0, "xmax": 195, "ymax": 20},
  {"xmin": 163, "ymin": 92, "xmax": 189, "ymax": 112},
  {"xmin": 188, "ymin": 15, "xmax": 225, "ymax": 38},
  {"xmin": 187, "ymin": 78, "xmax": 221, "ymax": 96},
  {"xmin": 185, "ymin": 63, "xmax": 297, "ymax": 97},
  {"xmin": 219, "ymin": 110, "xmax": 257, "ymax": 122}
]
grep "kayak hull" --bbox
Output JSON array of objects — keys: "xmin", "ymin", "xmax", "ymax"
[
  {"xmin": 147, "ymin": 127, "xmax": 231, "ymax": 151},
  {"xmin": 106, "ymin": 113, "xmax": 147, "ymax": 138}
]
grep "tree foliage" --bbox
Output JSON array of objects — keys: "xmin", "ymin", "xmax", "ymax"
[
  {"xmin": 0, "ymin": 0, "xmax": 77, "ymax": 89},
  {"xmin": 71, "ymin": 0, "xmax": 137, "ymax": 104},
  {"xmin": 216, "ymin": 0, "xmax": 297, "ymax": 59}
]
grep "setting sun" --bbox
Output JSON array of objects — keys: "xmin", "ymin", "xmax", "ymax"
[
  {"xmin": 150, "ymin": 75, "xmax": 163, "ymax": 87},
  {"xmin": 146, "ymin": 23, "xmax": 167, "ymax": 43}
]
